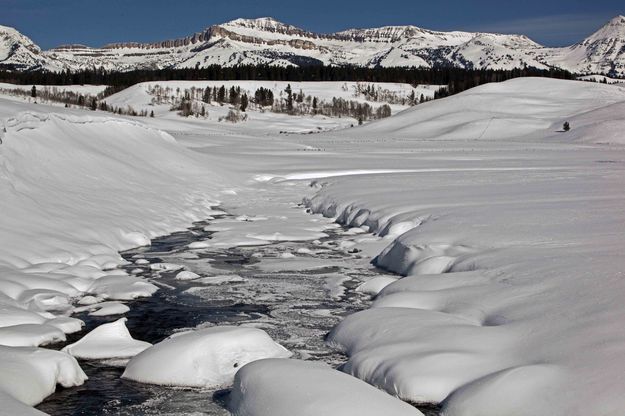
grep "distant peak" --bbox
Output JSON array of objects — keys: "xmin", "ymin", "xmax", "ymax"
[
  {"xmin": 223, "ymin": 17, "xmax": 291, "ymax": 29},
  {"xmin": 610, "ymin": 15, "xmax": 625, "ymax": 23},
  {"xmin": 0, "ymin": 24, "xmax": 41, "ymax": 53},
  {"xmin": 582, "ymin": 15, "xmax": 625, "ymax": 44}
]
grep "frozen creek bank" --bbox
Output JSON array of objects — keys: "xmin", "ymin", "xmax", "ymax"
[
  {"xmin": 3, "ymin": 77, "xmax": 625, "ymax": 415},
  {"xmin": 36, "ymin": 208, "xmax": 416, "ymax": 415}
]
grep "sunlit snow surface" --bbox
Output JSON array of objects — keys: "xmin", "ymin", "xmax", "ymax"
[
  {"xmin": 2, "ymin": 77, "xmax": 625, "ymax": 415},
  {"xmin": 37, "ymin": 211, "xmax": 397, "ymax": 415}
]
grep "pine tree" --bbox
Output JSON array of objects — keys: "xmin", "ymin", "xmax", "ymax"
[
  {"xmin": 285, "ymin": 84, "xmax": 293, "ymax": 113},
  {"xmin": 31, "ymin": 85, "xmax": 37, "ymax": 98},
  {"xmin": 202, "ymin": 87, "xmax": 211, "ymax": 103},
  {"xmin": 240, "ymin": 94, "xmax": 248, "ymax": 112},
  {"xmin": 150, "ymin": 110, "xmax": 155, "ymax": 118},
  {"xmin": 90, "ymin": 98, "xmax": 97, "ymax": 111},
  {"xmin": 563, "ymin": 121, "xmax": 571, "ymax": 131}
]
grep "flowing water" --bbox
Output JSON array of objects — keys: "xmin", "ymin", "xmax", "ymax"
[{"xmin": 37, "ymin": 214, "xmax": 386, "ymax": 415}]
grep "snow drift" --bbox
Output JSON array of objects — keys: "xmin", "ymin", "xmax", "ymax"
[
  {"xmin": 0, "ymin": 102, "xmax": 227, "ymax": 412},
  {"xmin": 303, "ymin": 78, "xmax": 625, "ymax": 415},
  {"xmin": 122, "ymin": 326, "xmax": 292, "ymax": 388},
  {"xmin": 229, "ymin": 358, "xmax": 421, "ymax": 416}
]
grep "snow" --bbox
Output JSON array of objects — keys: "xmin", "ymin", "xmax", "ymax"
[
  {"xmin": 0, "ymin": 324, "xmax": 65, "ymax": 347},
  {"xmin": 0, "ymin": 83, "xmax": 108, "ymax": 97},
  {"xmin": 356, "ymin": 276, "xmax": 398, "ymax": 296},
  {"xmin": 73, "ymin": 301, "xmax": 130, "ymax": 317},
  {"xmin": 122, "ymin": 326, "xmax": 291, "ymax": 388},
  {"xmin": 0, "ymin": 98, "xmax": 226, "ymax": 412},
  {"xmin": 61, "ymin": 318, "xmax": 151, "ymax": 360},
  {"xmin": 301, "ymin": 78, "xmax": 625, "ymax": 414},
  {"xmin": 4, "ymin": 16, "xmax": 625, "ymax": 75},
  {"xmin": 229, "ymin": 358, "xmax": 421, "ymax": 416},
  {"xmin": 175, "ymin": 270, "xmax": 201, "ymax": 281},
  {"xmin": 2, "ymin": 76, "xmax": 625, "ymax": 414},
  {"xmin": 103, "ymin": 80, "xmax": 432, "ymax": 132},
  {"xmin": 0, "ymin": 345, "xmax": 86, "ymax": 408}
]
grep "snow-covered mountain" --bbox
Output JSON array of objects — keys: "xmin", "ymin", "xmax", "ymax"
[
  {"xmin": 0, "ymin": 24, "xmax": 47, "ymax": 70},
  {"xmin": 1, "ymin": 16, "xmax": 625, "ymax": 76}
]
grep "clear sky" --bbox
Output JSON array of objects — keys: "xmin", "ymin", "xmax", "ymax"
[{"xmin": 2, "ymin": 0, "xmax": 623, "ymax": 49}]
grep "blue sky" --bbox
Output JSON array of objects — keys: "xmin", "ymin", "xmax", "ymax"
[{"xmin": 2, "ymin": 0, "xmax": 623, "ymax": 49}]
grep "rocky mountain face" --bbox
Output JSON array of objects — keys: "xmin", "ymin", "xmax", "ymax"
[{"xmin": 1, "ymin": 16, "xmax": 624, "ymax": 76}]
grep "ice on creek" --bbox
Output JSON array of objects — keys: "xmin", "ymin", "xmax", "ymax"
[
  {"xmin": 188, "ymin": 241, "xmax": 211, "ymax": 249},
  {"xmin": 324, "ymin": 274, "xmax": 351, "ymax": 300},
  {"xmin": 62, "ymin": 318, "xmax": 151, "ymax": 360},
  {"xmin": 149, "ymin": 263, "xmax": 185, "ymax": 272},
  {"xmin": 122, "ymin": 326, "xmax": 291, "ymax": 388},
  {"xmin": 175, "ymin": 270, "xmax": 201, "ymax": 281},
  {"xmin": 229, "ymin": 358, "xmax": 421, "ymax": 416},
  {"xmin": 197, "ymin": 275, "xmax": 246, "ymax": 285}
]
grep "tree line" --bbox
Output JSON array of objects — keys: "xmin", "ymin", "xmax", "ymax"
[{"xmin": 0, "ymin": 65, "xmax": 574, "ymax": 100}]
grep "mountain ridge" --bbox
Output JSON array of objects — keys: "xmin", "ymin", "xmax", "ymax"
[{"xmin": 1, "ymin": 16, "xmax": 624, "ymax": 76}]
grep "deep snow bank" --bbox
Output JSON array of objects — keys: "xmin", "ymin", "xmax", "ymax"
[
  {"xmin": 229, "ymin": 359, "xmax": 421, "ymax": 416},
  {"xmin": 337, "ymin": 77, "xmax": 625, "ymax": 143},
  {"xmin": 0, "ymin": 345, "xmax": 87, "ymax": 408},
  {"xmin": 0, "ymin": 103, "xmax": 228, "ymax": 412},
  {"xmin": 304, "ymin": 78, "xmax": 625, "ymax": 415}
]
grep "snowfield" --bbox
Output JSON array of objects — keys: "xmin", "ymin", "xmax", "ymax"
[
  {"xmin": 103, "ymin": 80, "xmax": 439, "ymax": 134},
  {"xmin": 0, "ymin": 102, "xmax": 227, "ymax": 412},
  {"xmin": 1, "ymin": 77, "xmax": 625, "ymax": 415}
]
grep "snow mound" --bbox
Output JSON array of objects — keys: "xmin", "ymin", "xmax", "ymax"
[
  {"xmin": 62, "ymin": 318, "xmax": 151, "ymax": 360},
  {"xmin": 229, "ymin": 358, "xmax": 421, "ymax": 416},
  {"xmin": 122, "ymin": 326, "xmax": 291, "ymax": 388},
  {"xmin": 0, "ymin": 345, "xmax": 86, "ymax": 407},
  {"xmin": 340, "ymin": 77, "xmax": 625, "ymax": 142},
  {"xmin": 356, "ymin": 276, "xmax": 398, "ymax": 296}
]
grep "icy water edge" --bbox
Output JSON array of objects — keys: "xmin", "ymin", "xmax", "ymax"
[{"xmin": 36, "ymin": 211, "xmax": 434, "ymax": 415}]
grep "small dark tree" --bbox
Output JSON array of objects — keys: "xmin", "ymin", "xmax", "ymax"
[
  {"xmin": 229, "ymin": 86, "xmax": 240, "ymax": 105},
  {"xmin": 202, "ymin": 87, "xmax": 211, "ymax": 103},
  {"xmin": 563, "ymin": 121, "xmax": 571, "ymax": 132},
  {"xmin": 150, "ymin": 110, "xmax": 155, "ymax": 118},
  {"xmin": 285, "ymin": 84, "xmax": 293, "ymax": 113},
  {"xmin": 31, "ymin": 85, "xmax": 37, "ymax": 98},
  {"xmin": 90, "ymin": 98, "xmax": 97, "ymax": 111},
  {"xmin": 312, "ymin": 96, "xmax": 318, "ymax": 114},
  {"xmin": 217, "ymin": 85, "xmax": 226, "ymax": 103},
  {"xmin": 240, "ymin": 93, "xmax": 248, "ymax": 112}
]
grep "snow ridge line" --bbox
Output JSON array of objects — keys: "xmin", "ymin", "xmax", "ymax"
[{"xmin": 2, "ymin": 112, "xmax": 177, "ymax": 143}]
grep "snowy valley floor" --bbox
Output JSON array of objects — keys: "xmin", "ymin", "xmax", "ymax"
[{"xmin": 1, "ymin": 77, "xmax": 625, "ymax": 415}]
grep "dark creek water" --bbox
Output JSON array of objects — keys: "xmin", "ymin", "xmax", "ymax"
[{"xmin": 37, "ymin": 215, "xmax": 387, "ymax": 415}]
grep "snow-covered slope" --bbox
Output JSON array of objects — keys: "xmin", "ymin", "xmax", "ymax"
[
  {"xmin": 2, "ymin": 16, "xmax": 625, "ymax": 75},
  {"xmin": 544, "ymin": 15, "xmax": 625, "ymax": 76},
  {"xmin": 0, "ymin": 25, "xmax": 47, "ymax": 70},
  {"xmin": 0, "ymin": 102, "xmax": 230, "ymax": 411},
  {"xmin": 299, "ymin": 78, "xmax": 625, "ymax": 415}
]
